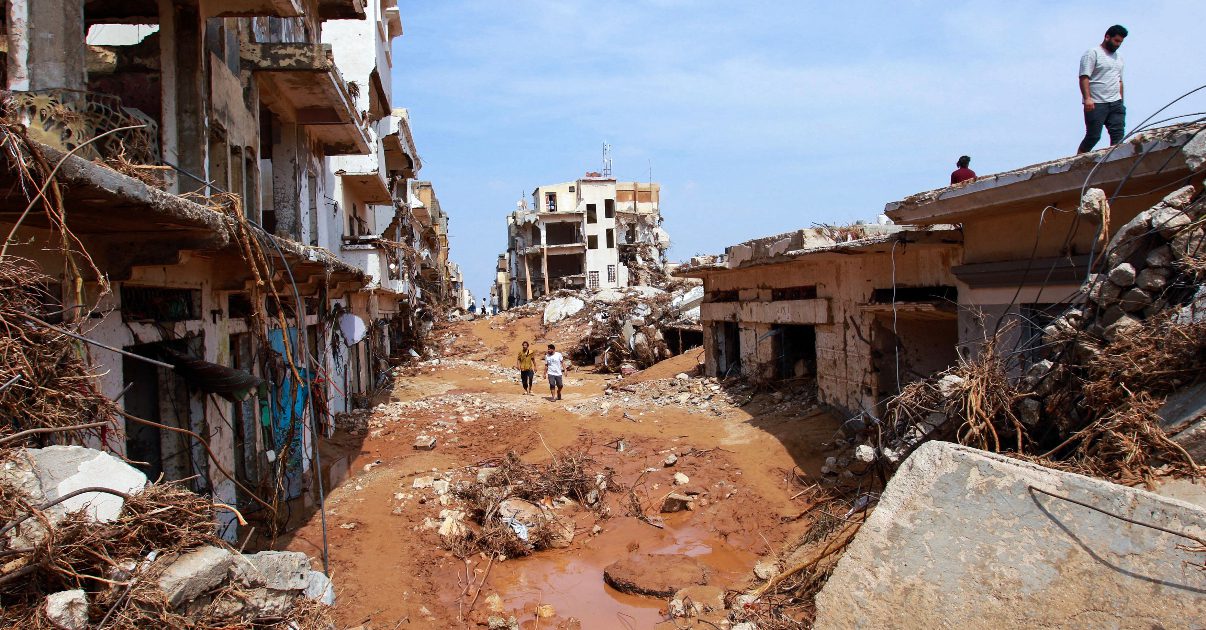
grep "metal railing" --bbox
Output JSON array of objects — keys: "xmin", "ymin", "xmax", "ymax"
[{"xmin": 10, "ymin": 89, "xmax": 160, "ymax": 164}]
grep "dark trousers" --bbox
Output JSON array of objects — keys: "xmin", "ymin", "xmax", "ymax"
[
  {"xmin": 520, "ymin": 369, "xmax": 534, "ymax": 389},
  {"xmin": 1078, "ymin": 100, "xmax": 1125, "ymax": 153}
]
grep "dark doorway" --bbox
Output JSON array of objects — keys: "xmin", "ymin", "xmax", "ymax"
[
  {"xmin": 771, "ymin": 325, "xmax": 816, "ymax": 380},
  {"xmin": 666, "ymin": 327, "xmax": 704, "ymax": 356},
  {"xmin": 872, "ymin": 315, "xmax": 959, "ymax": 400},
  {"xmin": 714, "ymin": 321, "xmax": 742, "ymax": 377},
  {"xmin": 122, "ymin": 353, "xmax": 164, "ymax": 481},
  {"xmin": 122, "ymin": 338, "xmax": 208, "ymax": 490}
]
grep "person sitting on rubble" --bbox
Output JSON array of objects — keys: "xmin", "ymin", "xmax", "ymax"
[
  {"xmin": 543, "ymin": 343, "xmax": 565, "ymax": 401},
  {"xmin": 950, "ymin": 155, "xmax": 976, "ymax": 184},
  {"xmin": 516, "ymin": 341, "xmax": 536, "ymax": 395}
]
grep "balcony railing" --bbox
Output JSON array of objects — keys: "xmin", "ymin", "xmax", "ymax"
[{"xmin": 11, "ymin": 89, "xmax": 160, "ymax": 164}]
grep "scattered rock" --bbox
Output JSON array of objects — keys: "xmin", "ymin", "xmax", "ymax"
[
  {"xmin": 1019, "ymin": 398, "xmax": 1042, "ymax": 427},
  {"xmin": 413, "ymin": 435, "xmax": 437, "ymax": 450},
  {"xmin": 661, "ymin": 493, "xmax": 694, "ymax": 513},
  {"xmin": 1118, "ymin": 287, "xmax": 1153, "ymax": 312},
  {"xmin": 44, "ymin": 589, "xmax": 88, "ymax": 630},
  {"xmin": 663, "ymin": 454, "xmax": 678, "ymax": 467},
  {"xmin": 157, "ymin": 546, "xmax": 236, "ymax": 608},
  {"xmin": 937, "ymin": 374, "xmax": 964, "ymax": 397},
  {"xmin": 753, "ymin": 558, "xmax": 781, "ymax": 580},
  {"xmin": 438, "ymin": 510, "xmax": 468, "ymax": 541},
  {"xmin": 412, "ymin": 476, "xmax": 435, "ymax": 489},
  {"xmin": 432, "ymin": 479, "xmax": 451, "ymax": 495},
  {"xmin": 1150, "ymin": 205, "xmax": 1191, "ymax": 239},
  {"xmin": 853, "ymin": 444, "xmax": 876, "ymax": 464},
  {"xmin": 1135, "ymin": 266, "xmax": 1170, "ymax": 293},
  {"xmin": 1108, "ymin": 262, "xmax": 1136, "ymax": 287},
  {"xmin": 239, "ymin": 551, "xmax": 311, "ymax": 590},
  {"xmin": 477, "ymin": 467, "xmax": 499, "ymax": 484},
  {"xmin": 603, "ymin": 554, "xmax": 710, "ymax": 597},
  {"xmin": 536, "ymin": 604, "xmax": 556, "ymax": 618},
  {"xmin": 485, "ymin": 593, "xmax": 505, "ymax": 614},
  {"xmin": 673, "ymin": 472, "xmax": 689, "ymax": 485},
  {"xmin": 1146, "ymin": 245, "xmax": 1174, "ymax": 267}
]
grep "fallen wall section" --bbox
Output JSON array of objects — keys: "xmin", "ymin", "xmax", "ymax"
[{"xmin": 814, "ymin": 441, "xmax": 1206, "ymax": 629}]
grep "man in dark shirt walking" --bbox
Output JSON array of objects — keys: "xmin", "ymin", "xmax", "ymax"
[{"xmin": 950, "ymin": 156, "xmax": 976, "ymax": 185}]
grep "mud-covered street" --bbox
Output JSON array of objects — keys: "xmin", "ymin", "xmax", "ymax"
[{"xmin": 283, "ymin": 315, "xmax": 840, "ymax": 629}]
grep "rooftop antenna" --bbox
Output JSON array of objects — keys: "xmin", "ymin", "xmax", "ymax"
[{"xmin": 602, "ymin": 141, "xmax": 612, "ymax": 178}]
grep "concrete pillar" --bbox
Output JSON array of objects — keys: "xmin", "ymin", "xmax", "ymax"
[
  {"xmin": 160, "ymin": 0, "xmax": 209, "ymax": 194},
  {"xmin": 6, "ymin": 0, "xmax": 86, "ymax": 91},
  {"xmin": 271, "ymin": 121, "xmax": 302, "ymax": 239}
]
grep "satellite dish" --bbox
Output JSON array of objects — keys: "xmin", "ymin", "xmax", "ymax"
[{"xmin": 339, "ymin": 312, "xmax": 367, "ymax": 345}]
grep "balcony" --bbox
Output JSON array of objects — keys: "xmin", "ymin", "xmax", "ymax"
[
  {"xmin": 317, "ymin": 0, "xmax": 366, "ymax": 19},
  {"xmin": 241, "ymin": 41, "xmax": 370, "ymax": 154},
  {"xmin": 10, "ymin": 89, "xmax": 160, "ymax": 165},
  {"xmin": 381, "ymin": 113, "xmax": 420, "ymax": 178}
]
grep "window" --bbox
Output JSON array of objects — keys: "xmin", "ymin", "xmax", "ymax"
[
  {"xmin": 568, "ymin": 185, "xmax": 576, "ymax": 192},
  {"xmin": 604, "ymin": 199, "xmax": 615, "ymax": 218},
  {"xmin": 545, "ymin": 192, "xmax": 557, "ymax": 212},
  {"xmin": 607, "ymin": 265, "xmax": 616, "ymax": 283},
  {"xmin": 586, "ymin": 203, "xmax": 597, "ymax": 224},
  {"xmin": 606, "ymin": 229, "xmax": 615, "ymax": 248},
  {"xmin": 588, "ymin": 235, "xmax": 599, "ymax": 249},
  {"xmin": 588, "ymin": 271, "xmax": 600, "ymax": 290}
]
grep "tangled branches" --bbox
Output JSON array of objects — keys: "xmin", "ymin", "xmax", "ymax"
[{"xmin": 0, "ymin": 257, "xmax": 116, "ymax": 447}]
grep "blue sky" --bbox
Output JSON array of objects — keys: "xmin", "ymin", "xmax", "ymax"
[{"xmin": 391, "ymin": 0, "xmax": 1203, "ymax": 301}]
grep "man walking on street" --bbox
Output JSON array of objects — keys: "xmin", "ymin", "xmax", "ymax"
[
  {"xmin": 1078, "ymin": 25, "xmax": 1127, "ymax": 154},
  {"xmin": 543, "ymin": 343, "xmax": 565, "ymax": 401},
  {"xmin": 515, "ymin": 341, "xmax": 536, "ymax": 395}
]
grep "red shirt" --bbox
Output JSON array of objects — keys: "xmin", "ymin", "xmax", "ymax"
[{"xmin": 951, "ymin": 167, "xmax": 976, "ymax": 184}]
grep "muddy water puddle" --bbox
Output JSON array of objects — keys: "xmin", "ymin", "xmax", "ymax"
[{"xmin": 488, "ymin": 515, "xmax": 757, "ymax": 629}]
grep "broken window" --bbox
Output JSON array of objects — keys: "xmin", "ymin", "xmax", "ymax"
[
  {"xmin": 606, "ymin": 229, "xmax": 615, "ymax": 248},
  {"xmin": 587, "ymin": 204, "xmax": 597, "ymax": 224},
  {"xmin": 870, "ymin": 286, "xmax": 957, "ymax": 304},
  {"xmin": 771, "ymin": 325, "xmax": 817, "ymax": 380},
  {"xmin": 588, "ymin": 271, "xmax": 600, "ymax": 290},
  {"xmin": 121, "ymin": 286, "xmax": 200, "ymax": 322},
  {"xmin": 307, "ymin": 172, "xmax": 319, "ymax": 246},
  {"xmin": 588, "ymin": 235, "xmax": 599, "ymax": 249},
  {"xmin": 772, "ymin": 286, "xmax": 818, "ymax": 301},
  {"xmin": 706, "ymin": 290, "xmax": 739, "ymax": 303},
  {"xmin": 545, "ymin": 192, "xmax": 557, "ymax": 212},
  {"xmin": 607, "ymin": 265, "xmax": 617, "ymax": 283},
  {"xmin": 228, "ymin": 292, "xmax": 253, "ymax": 319},
  {"xmin": 605, "ymin": 199, "xmax": 615, "ymax": 218},
  {"xmin": 626, "ymin": 223, "xmax": 637, "ymax": 244}
]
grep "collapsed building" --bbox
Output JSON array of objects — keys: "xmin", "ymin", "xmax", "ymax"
[
  {"xmin": 496, "ymin": 173, "xmax": 670, "ymax": 307},
  {"xmin": 0, "ymin": 0, "xmax": 460, "ymax": 548}
]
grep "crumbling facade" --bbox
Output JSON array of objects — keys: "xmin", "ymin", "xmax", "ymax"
[
  {"xmin": 497, "ymin": 174, "xmax": 670, "ymax": 307},
  {"xmin": 679, "ymin": 226, "xmax": 963, "ymax": 417},
  {"xmin": 0, "ymin": 0, "xmax": 457, "ymax": 542}
]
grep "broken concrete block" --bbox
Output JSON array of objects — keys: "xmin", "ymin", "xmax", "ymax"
[
  {"xmin": 673, "ymin": 472, "xmax": 690, "ymax": 485},
  {"xmin": 29, "ymin": 445, "xmax": 147, "ymax": 523},
  {"xmin": 44, "ymin": 589, "xmax": 88, "ymax": 630},
  {"xmin": 936, "ymin": 374, "xmax": 964, "ymax": 398},
  {"xmin": 1151, "ymin": 205, "xmax": 1191, "ymax": 239},
  {"xmin": 240, "ymin": 551, "xmax": 311, "ymax": 591},
  {"xmin": 546, "ymin": 515, "xmax": 575, "ymax": 549},
  {"xmin": 1161, "ymin": 184, "xmax": 1197, "ymax": 209},
  {"xmin": 604, "ymin": 554, "xmax": 710, "ymax": 597},
  {"xmin": 1087, "ymin": 277, "xmax": 1122, "ymax": 306},
  {"xmin": 663, "ymin": 454, "xmax": 678, "ymax": 467},
  {"xmin": 1136, "ymin": 266, "xmax": 1170, "ymax": 293},
  {"xmin": 1158, "ymin": 383, "xmax": 1206, "ymax": 462},
  {"xmin": 1018, "ymin": 398, "xmax": 1042, "ymax": 427},
  {"xmin": 1103, "ymin": 313, "xmax": 1141, "ymax": 342},
  {"xmin": 1118, "ymin": 287, "xmax": 1153, "ymax": 312},
  {"xmin": 853, "ymin": 444, "xmax": 876, "ymax": 464},
  {"xmin": 412, "ymin": 475, "xmax": 434, "ymax": 489},
  {"xmin": 432, "ymin": 479, "xmax": 450, "ymax": 495},
  {"xmin": 813, "ymin": 442, "xmax": 1206, "ymax": 629},
  {"xmin": 1146, "ymin": 244, "xmax": 1174, "ymax": 267},
  {"xmin": 437, "ymin": 510, "xmax": 468, "ymax": 541},
  {"xmin": 543, "ymin": 296, "xmax": 585, "ymax": 325},
  {"xmin": 303, "ymin": 570, "xmax": 335, "ymax": 605},
  {"xmin": 1077, "ymin": 187, "xmax": 1108, "ymax": 220},
  {"xmin": 158, "ymin": 546, "xmax": 236, "ymax": 608},
  {"xmin": 1107, "ymin": 262, "xmax": 1136, "ymax": 287},
  {"xmin": 661, "ymin": 493, "xmax": 694, "ymax": 513},
  {"xmin": 413, "ymin": 435, "xmax": 437, "ymax": 450},
  {"xmin": 753, "ymin": 558, "xmax": 780, "ymax": 581},
  {"xmin": 1171, "ymin": 227, "xmax": 1206, "ymax": 260},
  {"xmin": 476, "ymin": 467, "xmax": 499, "ymax": 484}
]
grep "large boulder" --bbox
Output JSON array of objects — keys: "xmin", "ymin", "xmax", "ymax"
[
  {"xmin": 543, "ymin": 297, "xmax": 585, "ymax": 325},
  {"xmin": 813, "ymin": 442, "xmax": 1206, "ymax": 629}
]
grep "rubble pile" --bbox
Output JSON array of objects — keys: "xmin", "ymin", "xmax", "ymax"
[
  {"xmin": 568, "ymin": 375, "xmax": 815, "ymax": 419},
  {"xmin": 502, "ymin": 281, "xmax": 704, "ymax": 373},
  {"xmin": 830, "ymin": 185, "xmax": 1206, "ymax": 485},
  {"xmin": 0, "ymin": 446, "xmax": 332, "ymax": 629}
]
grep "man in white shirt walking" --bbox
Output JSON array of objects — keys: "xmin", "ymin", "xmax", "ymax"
[
  {"xmin": 543, "ymin": 343, "xmax": 565, "ymax": 401},
  {"xmin": 1078, "ymin": 25, "xmax": 1127, "ymax": 153}
]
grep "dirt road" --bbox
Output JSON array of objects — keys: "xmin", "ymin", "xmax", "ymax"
[{"xmin": 281, "ymin": 314, "xmax": 840, "ymax": 629}]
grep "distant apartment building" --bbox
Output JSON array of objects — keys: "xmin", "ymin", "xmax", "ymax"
[{"xmin": 497, "ymin": 173, "xmax": 669, "ymax": 306}]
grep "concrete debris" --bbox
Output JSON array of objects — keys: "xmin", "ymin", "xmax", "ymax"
[
  {"xmin": 543, "ymin": 296, "xmax": 586, "ymax": 325},
  {"xmin": 663, "ymin": 453, "xmax": 678, "ymax": 467},
  {"xmin": 603, "ymin": 554, "xmax": 711, "ymax": 598},
  {"xmin": 661, "ymin": 493, "xmax": 694, "ymax": 513},
  {"xmin": 413, "ymin": 435, "xmax": 437, "ymax": 450},
  {"xmin": 753, "ymin": 558, "xmax": 780, "ymax": 581},
  {"xmin": 673, "ymin": 472, "xmax": 690, "ymax": 485},
  {"xmin": 814, "ymin": 441, "xmax": 1206, "ymax": 628},
  {"xmin": 44, "ymin": 590, "xmax": 88, "ymax": 630},
  {"xmin": 157, "ymin": 546, "xmax": 237, "ymax": 608}
]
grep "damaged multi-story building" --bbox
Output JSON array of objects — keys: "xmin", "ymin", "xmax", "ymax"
[
  {"xmin": 0, "ymin": 0, "xmax": 456, "ymax": 539},
  {"xmin": 679, "ymin": 122, "xmax": 1205, "ymax": 418},
  {"xmin": 496, "ymin": 173, "xmax": 670, "ymax": 307}
]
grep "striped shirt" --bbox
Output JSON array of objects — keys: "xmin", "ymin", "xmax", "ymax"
[{"xmin": 1079, "ymin": 46, "xmax": 1124, "ymax": 103}]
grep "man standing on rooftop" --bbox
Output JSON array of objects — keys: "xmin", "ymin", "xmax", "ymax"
[
  {"xmin": 950, "ymin": 156, "xmax": 976, "ymax": 184},
  {"xmin": 1077, "ymin": 25, "xmax": 1127, "ymax": 154}
]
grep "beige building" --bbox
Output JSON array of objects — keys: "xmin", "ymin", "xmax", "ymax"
[
  {"xmin": 497, "ymin": 174, "xmax": 669, "ymax": 307},
  {"xmin": 0, "ymin": 0, "xmax": 456, "ymax": 540},
  {"xmin": 679, "ymin": 227, "xmax": 963, "ymax": 417}
]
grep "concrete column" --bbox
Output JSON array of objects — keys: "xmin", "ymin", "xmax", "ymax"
[
  {"xmin": 160, "ymin": 0, "xmax": 209, "ymax": 194},
  {"xmin": 6, "ymin": 0, "xmax": 86, "ymax": 91},
  {"xmin": 271, "ymin": 122, "xmax": 302, "ymax": 239}
]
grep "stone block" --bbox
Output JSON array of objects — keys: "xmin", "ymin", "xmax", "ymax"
[
  {"xmin": 1107, "ymin": 262, "xmax": 1136, "ymax": 287},
  {"xmin": 304, "ymin": 570, "xmax": 335, "ymax": 605},
  {"xmin": 813, "ymin": 442, "xmax": 1206, "ymax": 629},
  {"xmin": 158, "ymin": 546, "xmax": 237, "ymax": 609},
  {"xmin": 1118, "ymin": 287, "xmax": 1153, "ymax": 312},
  {"xmin": 1135, "ymin": 266, "xmax": 1170, "ymax": 293},
  {"xmin": 1146, "ymin": 244, "xmax": 1174, "ymax": 267},
  {"xmin": 29, "ymin": 445, "xmax": 147, "ymax": 523},
  {"xmin": 661, "ymin": 493, "xmax": 694, "ymax": 513},
  {"xmin": 240, "ymin": 551, "xmax": 311, "ymax": 591},
  {"xmin": 413, "ymin": 435, "xmax": 436, "ymax": 450},
  {"xmin": 44, "ymin": 589, "xmax": 88, "ymax": 630}
]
